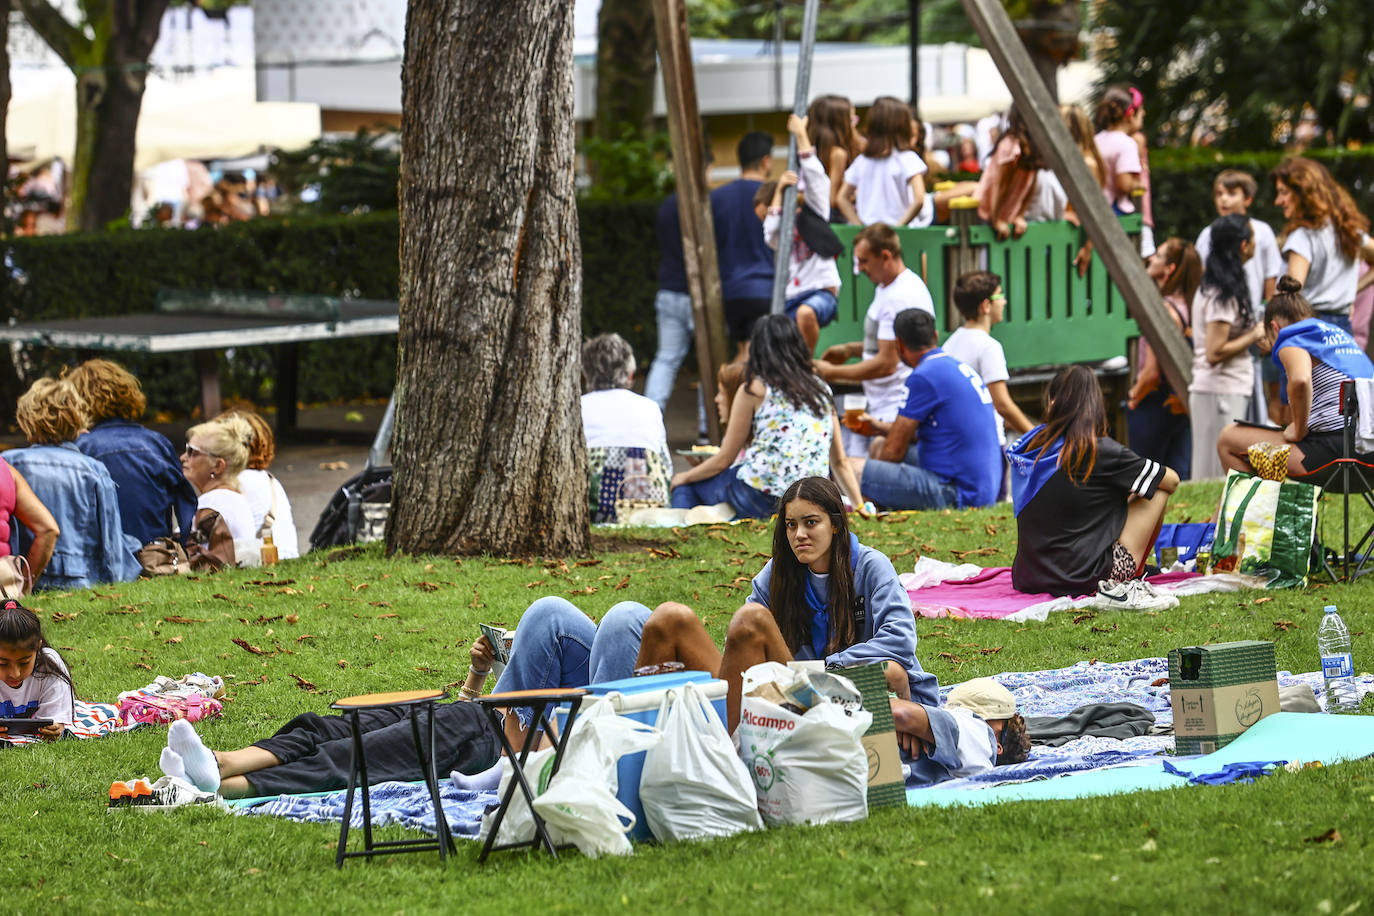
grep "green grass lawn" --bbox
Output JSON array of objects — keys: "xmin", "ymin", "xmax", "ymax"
[{"xmin": 5, "ymin": 479, "xmax": 1374, "ymax": 915}]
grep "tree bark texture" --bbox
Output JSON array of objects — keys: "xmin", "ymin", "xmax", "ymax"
[
  {"xmin": 0, "ymin": 1, "xmax": 9, "ymax": 175},
  {"xmin": 17, "ymin": 0, "xmax": 167, "ymax": 231},
  {"xmin": 593, "ymin": 0, "xmax": 658, "ymax": 140},
  {"xmin": 390, "ymin": 0, "xmax": 588, "ymax": 557}
]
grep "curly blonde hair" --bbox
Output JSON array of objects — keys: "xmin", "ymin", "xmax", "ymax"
[
  {"xmin": 216, "ymin": 409, "xmax": 275, "ymax": 469},
  {"xmin": 66, "ymin": 358, "xmax": 147, "ymax": 422},
  {"xmin": 16, "ymin": 378, "xmax": 89, "ymax": 445},
  {"xmin": 186, "ymin": 414, "xmax": 254, "ymax": 485}
]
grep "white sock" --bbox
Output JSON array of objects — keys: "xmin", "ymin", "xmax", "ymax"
[
  {"xmin": 450, "ymin": 758, "xmax": 506, "ymax": 792},
  {"xmin": 160, "ymin": 746, "xmax": 188, "ymax": 782},
  {"xmin": 167, "ymin": 719, "xmax": 220, "ymax": 792}
]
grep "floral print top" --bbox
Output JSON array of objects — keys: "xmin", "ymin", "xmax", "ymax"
[{"xmin": 738, "ymin": 384, "xmax": 832, "ymax": 496}]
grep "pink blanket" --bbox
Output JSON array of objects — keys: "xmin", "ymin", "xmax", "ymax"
[{"xmin": 907, "ymin": 567, "xmax": 1200, "ymax": 619}]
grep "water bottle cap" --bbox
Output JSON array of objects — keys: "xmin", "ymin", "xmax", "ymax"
[{"xmin": 1324, "ymin": 605, "xmax": 1338, "ymax": 613}]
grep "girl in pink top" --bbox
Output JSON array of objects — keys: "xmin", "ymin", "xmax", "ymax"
[
  {"xmin": 975, "ymin": 109, "xmax": 1038, "ymax": 240},
  {"xmin": 1093, "ymin": 87, "xmax": 1143, "ymax": 216}
]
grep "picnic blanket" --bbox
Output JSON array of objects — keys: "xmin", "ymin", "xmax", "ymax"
[
  {"xmin": 1, "ymin": 700, "xmax": 136, "ymax": 747},
  {"xmin": 234, "ymin": 781, "xmax": 498, "ymax": 838},
  {"xmin": 902, "ymin": 557, "xmax": 1264, "ymax": 621}
]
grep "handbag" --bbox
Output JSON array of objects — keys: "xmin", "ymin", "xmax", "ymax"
[
  {"xmin": 0, "ymin": 554, "xmax": 30, "ymax": 599},
  {"xmin": 137, "ymin": 508, "xmax": 191, "ymax": 577},
  {"xmin": 1211, "ymin": 470, "xmax": 1322, "ymax": 588},
  {"xmin": 187, "ymin": 508, "xmax": 236, "ymax": 571}
]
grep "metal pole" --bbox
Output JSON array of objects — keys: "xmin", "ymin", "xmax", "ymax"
[
  {"xmin": 769, "ymin": 0, "xmax": 821, "ymax": 316},
  {"xmin": 958, "ymin": 0, "xmax": 1192, "ymax": 397},
  {"xmin": 908, "ymin": 0, "xmax": 921, "ymax": 112},
  {"xmin": 773, "ymin": 0, "xmax": 783, "ymax": 113},
  {"xmin": 652, "ymin": 0, "xmax": 729, "ymax": 442}
]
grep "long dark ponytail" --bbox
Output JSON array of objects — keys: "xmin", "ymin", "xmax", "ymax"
[
  {"xmin": 768, "ymin": 477, "xmax": 858, "ymax": 656},
  {"xmin": 1025, "ymin": 365, "xmax": 1108, "ymax": 485},
  {"xmin": 0, "ymin": 600, "xmax": 73, "ymax": 693},
  {"xmin": 1200, "ymin": 213, "xmax": 1254, "ymax": 328},
  {"xmin": 745, "ymin": 315, "xmax": 832, "ymax": 418}
]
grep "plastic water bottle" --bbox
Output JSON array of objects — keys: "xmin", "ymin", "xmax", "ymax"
[{"xmin": 1318, "ymin": 605, "xmax": 1359, "ymax": 712}]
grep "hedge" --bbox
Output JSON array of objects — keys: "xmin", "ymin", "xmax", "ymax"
[
  {"xmin": 5, "ymin": 147, "xmax": 1369, "ymax": 416},
  {"xmin": 0, "ymin": 201, "xmax": 659, "ymax": 417}
]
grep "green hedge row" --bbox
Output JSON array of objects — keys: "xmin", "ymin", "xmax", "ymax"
[{"xmin": 0, "ymin": 201, "xmax": 660, "ymax": 417}]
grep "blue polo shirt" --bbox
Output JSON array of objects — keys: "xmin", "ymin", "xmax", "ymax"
[
  {"xmin": 897, "ymin": 348, "xmax": 1001, "ymax": 508},
  {"xmin": 709, "ymin": 179, "xmax": 775, "ymax": 301}
]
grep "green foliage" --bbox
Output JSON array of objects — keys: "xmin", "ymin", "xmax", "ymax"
[
  {"xmin": 3, "ymin": 483, "xmax": 1374, "ymax": 912},
  {"xmin": 1093, "ymin": 0, "xmax": 1374, "ymax": 149},
  {"xmin": 578, "ymin": 125, "xmax": 675, "ymax": 202},
  {"xmin": 268, "ymin": 127, "xmax": 401, "ymax": 215},
  {"xmin": 576, "ymin": 198, "xmax": 660, "ymax": 357}
]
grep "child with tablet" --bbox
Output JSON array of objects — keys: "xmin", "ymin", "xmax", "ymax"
[{"xmin": 0, "ymin": 599, "xmax": 73, "ymax": 741}]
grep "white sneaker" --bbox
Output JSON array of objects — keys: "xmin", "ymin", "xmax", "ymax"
[
  {"xmin": 1088, "ymin": 579, "xmax": 1179, "ymax": 612},
  {"xmin": 106, "ymin": 775, "xmax": 220, "ymax": 812}
]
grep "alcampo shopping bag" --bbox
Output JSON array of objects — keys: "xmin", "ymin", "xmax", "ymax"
[
  {"xmin": 735, "ymin": 664, "xmax": 872, "ymax": 827},
  {"xmin": 639, "ymin": 682, "xmax": 763, "ymax": 843},
  {"xmin": 1211, "ymin": 470, "xmax": 1321, "ymax": 588}
]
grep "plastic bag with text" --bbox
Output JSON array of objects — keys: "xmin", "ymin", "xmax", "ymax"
[{"xmin": 639, "ymin": 682, "xmax": 763, "ymax": 842}]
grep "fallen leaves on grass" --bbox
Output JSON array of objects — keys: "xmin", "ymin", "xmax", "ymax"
[
  {"xmin": 231, "ymin": 638, "xmax": 266, "ymax": 655},
  {"xmin": 645, "ymin": 546, "xmax": 681, "ymax": 560},
  {"xmin": 351, "ymin": 582, "xmax": 369, "ymax": 592},
  {"xmin": 1304, "ymin": 828, "xmax": 1342, "ymax": 844},
  {"xmin": 524, "ymin": 579, "xmax": 546, "ymax": 589},
  {"xmin": 51, "ymin": 611, "xmax": 80, "ymax": 622},
  {"xmin": 107, "ymin": 605, "xmax": 142, "ymax": 615},
  {"xmin": 164, "ymin": 636, "xmax": 183, "ymax": 645},
  {"xmin": 296, "ymin": 634, "xmax": 316, "ymax": 643},
  {"xmin": 1274, "ymin": 620, "xmax": 1298, "ymax": 632},
  {"xmin": 411, "ymin": 581, "xmax": 440, "ymax": 592},
  {"xmin": 469, "ymin": 588, "xmax": 483, "ymax": 608},
  {"xmin": 337, "ymin": 659, "xmax": 347, "ymax": 669},
  {"xmin": 950, "ymin": 547, "xmax": 998, "ymax": 560},
  {"xmin": 289, "ymin": 673, "xmax": 318, "ymax": 692},
  {"xmin": 1072, "ymin": 612, "xmax": 1097, "ymax": 624},
  {"xmin": 163, "ymin": 615, "xmax": 208, "ymax": 624},
  {"xmin": 1091, "ymin": 623, "xmax": 1119, "ymax": 633},
  {"xmin": 613, "ymin": 575, "xmax": 631, "ymax": 590},
  {"xmin": 575, "ymin": 558, "xmax": 603, "ymax": 567},
  {"xmin": 133, "ymin": 662, "xmax": 152, "ymax": 670},
  {"xmin": 569, "ymin": 586, "xmax": 599, "ymax": 596}
]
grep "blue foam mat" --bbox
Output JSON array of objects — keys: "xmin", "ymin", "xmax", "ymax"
[{"xmin": 907, "ymin": 713, "xmax": 1374, "ymax": 808}]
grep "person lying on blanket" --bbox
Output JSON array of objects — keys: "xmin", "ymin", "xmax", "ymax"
[
  {"xmin": 466, "ymin": 475, "xmax": 939, "ymax": 759},
  {"xmin": 1007, "ymin": 365, "xmax": 1180, "ymax": 610},
  {"xmin": 0, "ymin": 599, "xmax": 73, "ymax": 742},
  {"xmin": 157, "ymin": 700, "xmax": 500, "ymax": 800},
  {"xmin": 891, "ymin": 677, "xmax": 1031, "ymax": 787}
]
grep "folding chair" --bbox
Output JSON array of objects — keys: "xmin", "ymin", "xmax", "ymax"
[{"xmin": 1297, "ymin": 380, "xmax": 1374, "ymax": 581}]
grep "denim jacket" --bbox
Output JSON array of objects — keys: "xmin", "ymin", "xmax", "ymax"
[
  {"xmin": 4, "ymin": 442, "xmax": 143, "ymax": 590},
  {"xmin": 76, "ymin": 419, "xmax": 198, "ymax": 544}
]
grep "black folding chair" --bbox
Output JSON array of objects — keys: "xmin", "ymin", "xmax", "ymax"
[{"xmin": 1298, "ymin": 380, "xmax": 1374, "ymax": 580}]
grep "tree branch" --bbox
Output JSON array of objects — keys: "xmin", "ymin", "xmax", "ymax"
[{"xmin": 14, "ymin": 0, "xmax": 91, "ymax": 69}]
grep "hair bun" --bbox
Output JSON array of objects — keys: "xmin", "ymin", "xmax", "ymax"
[{"xmin": 1277, "ymin": 275, "xmax": 1303, "ymax": 295}]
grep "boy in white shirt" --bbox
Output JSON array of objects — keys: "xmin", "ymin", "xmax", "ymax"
[
  {"xmin": 941, "ymin": 270, "xmax": 1034, "ymax": 445},
  {"xmin": 1194, "ymin": 170, "xmax": 1283, "ymax": 422},
  {"xmin": 755, "ymin": 113, "xmax": 842, "ymax": 354}
]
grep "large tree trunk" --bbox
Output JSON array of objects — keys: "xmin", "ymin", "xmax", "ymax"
[
  {"xmin": 0, "ymin": 1, "xmax": 9, "ymax": 176},
  {"xmin": 388, "ymin": 0, "xmax": 588, "ymax": 557},
  {"xmin": 593, "ymin": 0, "xmax": 658, "ymax": 140}
]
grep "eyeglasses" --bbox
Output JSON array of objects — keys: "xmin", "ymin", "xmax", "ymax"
[
  {"xmin": 991, "ymin": 295, "xmax": 1008, "ymax": 305},
  {"xmin": 183, "ymin": 443, "xmax": 211, "ymax": 459}
]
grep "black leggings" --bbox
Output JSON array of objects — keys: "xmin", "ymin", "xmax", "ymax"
[{"xmin": 245, "ymin": 702, "xmax": 499, "ymax": 797}]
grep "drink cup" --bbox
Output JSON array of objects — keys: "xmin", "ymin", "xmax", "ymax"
[{"xmin": 842, "ymin": 394, "xmax": 866, "ymax": 428}]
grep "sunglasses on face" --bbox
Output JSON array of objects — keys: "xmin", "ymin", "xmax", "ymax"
[{"xmin": 183, "ymin": 444, "xmax": 211, "ymax": 459}]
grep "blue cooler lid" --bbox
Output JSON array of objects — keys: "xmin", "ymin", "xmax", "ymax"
[{"xmin": 585, "ymin": 670, "xmax": 715, "ymax": 696}]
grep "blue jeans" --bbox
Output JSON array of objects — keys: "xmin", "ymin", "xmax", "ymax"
[
  {"xmin": 643, "ymin": 289, "xmax": 707, "ymax": 433},
  {"xmin": 785, "ymin": 288, "xmax": 838, "ymax": 327},
  {"xmin": 492, "ymin": 596, "xmax": 651, "ymax": 728},
  {"xmin": 1319, "ymin": 311, "xmax": 1352, "ymax": 334},
  {"xmin": 1126, "ymin": 390, "xmax": 1192, "ymax": 481},
  {"xmin": 862, "ymin": 451, "xmax": 958, "ymax": 510},
  {"xmin": 670, "ymin": 464, "xmax": 779, "ymax": 518}
]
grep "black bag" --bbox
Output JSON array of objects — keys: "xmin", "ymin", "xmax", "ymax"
[
  {"xmin": 309, "ymin": 465, "xmax": 393, "ymax": 551},
  {"xmin": 797, "ymin": 206, "xmax": 845, "ymax": 259}
]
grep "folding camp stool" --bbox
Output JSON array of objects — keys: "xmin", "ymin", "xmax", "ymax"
[
  {"xmin": 475, "ymin": 688, "xmax": 589, "ymax": 862},
  {"xmin": 1304, "ymin": 380, "xmax": 1374, "ymax": 581},
  {"xmin": 331, "ymin": 689, "xmax": 452, "ymax": 868}
]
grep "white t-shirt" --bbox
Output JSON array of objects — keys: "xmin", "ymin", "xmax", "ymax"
[
  {"xmin": 843, "ymin": 151, "xmax": 927, "ymax": 226},
  {"xmin": 1024, "ymin": 169, "xmax": 1069, "ymax": 223},
  {"xmin": 1282, "ymin": 222, "xmax": 1365, "ymax": 315},
  {"xmin": 199, "ymin": 487, "xmax": 257, "ymax": 545},
  {"xmin": 581, "ymin": 389, "xmax": 668, "ymax": 452},
  {"xmin": 237, "ymin": 469, "xmax": 300, "ymax": 560},
  {"xmin": 862, "ymin": 268, "xmax": 934, "ymax": 420},
  {"xmin": 942, "ymin": 326, "xmax": 1011, "ymax": 443},
  {"xmin": 1196, "ymin": 217, "xmax": 1282, "ymax": 313},
  {"xmin": 0, "ymin": 647, "xmax": 74, "ymax": 725},
  {"xmin": 1190, "ymin": 288, "xmax": 1256, "ymax": 396}
]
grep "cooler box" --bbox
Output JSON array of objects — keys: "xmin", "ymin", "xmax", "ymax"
[{"xmin": 555, "ymin": 670, "xmax": 727, "ymax": 840}]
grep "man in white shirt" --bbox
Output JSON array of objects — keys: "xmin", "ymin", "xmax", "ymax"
[
  {"xmin": 940, "ymin": 270, "xmax": 1034, "ymax": 446},
  {"xmin": 815, "ymin": 223, "xmax": 935, "ymax": 456}
]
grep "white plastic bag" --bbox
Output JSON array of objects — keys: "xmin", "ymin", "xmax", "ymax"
[
  {"xmin": 477, "ymin": 745, "xmax": 557, "ymax": 849},
  {"xmin": 531, "ymin": 701, "xmax": 662, "ymax": 858},
  {"xmin": 736, "ymin": 663, "xmax": 872, "ymax": 827},
  {"xmin": 639, "ymin": 682, "xmax": 763, "ymax": 842}
]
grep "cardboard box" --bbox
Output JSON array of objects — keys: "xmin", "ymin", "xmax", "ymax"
[
  {"xmin": 1168, "ymin": 640, "xmax": 1280, "ymax": 755},
  {"xmin": 836, "ymin": 663, "xmax": 906, "ymax": 809}
]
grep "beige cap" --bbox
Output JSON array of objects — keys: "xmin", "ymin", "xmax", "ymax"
[{"xmin": 945, "ymin": 678, "xmax": 1017, "ymax": 720}]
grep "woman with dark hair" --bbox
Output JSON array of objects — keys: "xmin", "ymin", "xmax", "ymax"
[
  {"xmin": 1217, "ymin": 276, "xmax": 1374, "ymax": 481},
  {"xmin": 1094, "ymin": 86, "xmax": 1142, "ymax": 215},
  {"xmin": 1188, "ymin": 213, "xmax": 1266, "ymax": 479},
  {"xmin": 1008, "ymin": 365, "xmax": 1179, "ymax": 606},
  {"xmin": 1271, "ymin": 157, "xmax": 1374, "ymax": 336},
  {"xmin": 0, "ymin": 599, "xmax": 74, "ymax": 740},
  {"xmin": 670, "ymin": 315, "xmax": 866, "ymax": 519}
]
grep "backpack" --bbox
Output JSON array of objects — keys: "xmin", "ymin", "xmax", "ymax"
[{"xmin": 308, "ymin": 465, "xmax": 393, "ymax": 551}]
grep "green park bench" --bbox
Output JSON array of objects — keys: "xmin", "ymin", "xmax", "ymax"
[{"xmin": 814, "ymin": 212, "xmax": 1144, "ymax": 431}]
